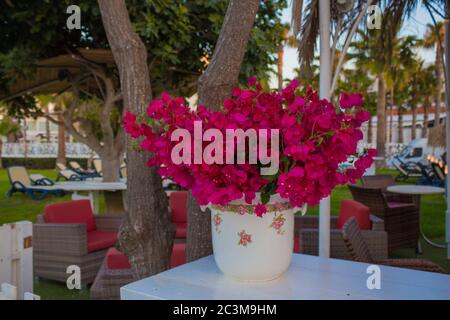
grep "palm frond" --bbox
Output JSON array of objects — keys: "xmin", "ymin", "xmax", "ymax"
[
  {"xmin": 380, "ymin": 0, "xmax": 445, "ymax": 65},
  {"xmin": 297, "ymin": 0, "xmax": 319, "ymax": 80},
  {"xmin": 291, "ymin": 0, "xmax": 304, "ymax": 38},
  {"xmin": 296, "ymin": 0, "xmax": 371, "ymax": 81}
]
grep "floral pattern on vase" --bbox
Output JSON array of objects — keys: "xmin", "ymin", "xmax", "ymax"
[
  {"xmin": 269, "ymin": 213, "xmax": 286, "ymax": 235},
  {"xmin": 238, "ymin": 230, "xmax": 252, "ymax": 246},
  {"xmin": 211, "ymin": 202, "xmax": 291, "ymax": 215},
  {"xmin": 209, "ymin": 194, "xmax": 295, "ymax": 281},
  {"xmin": 213, "ymin": 213, "xmax": 222, "ymax": 233}
]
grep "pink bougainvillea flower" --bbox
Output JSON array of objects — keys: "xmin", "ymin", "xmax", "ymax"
[
  {"xmin": 354, "ymin": 110, "xmax": 371, "ymax": 126},
  {"xmin": 123, "ymin": 112, "xmax": 143, "ymax": 138},
  {"xmin": 281, "ymin": 79, "xmax": 299, "ymax": 103},
  {"xmin": 339, "ymin": 93, "xmax": 364, "ymax": 109},
  {"xmin": 255, "ymin": 204, "xmax": 267, "ymax": 217},
  {"xmin": 288, "ymin": 166, "xmax": 305, "ymax": 177},
  {"xmin": 244, "ymin": 191, "xmax": 256, "ymax": 204},
  {"xmin": 233, "ymin": 113, "xmax": 247, "ymax": 124},
  {"xmin": 368, "ymin": 148, "xmax": 378, "ymax": 157},
  {"xmin": 283, "ymin": 114, "xmax": 297, "ymax": 127},
  {"xmin": 124, "ymin": 78, "xmax": 375, "ymax": 217},
  {"xmin": 288, "ymin": 96, "xmax": 307, "ymax": 113},
  {"xmin": 123, "ymin": 111, "xmax": 136, "ymax": 123},
  {"xmin": 146, "ymin": 99, "xmax": 163, "ymax": 117},
  {"xmin": 232, "ymin": 87, "xmax": 241, "ymax": 97},
  {"xmin": 247, "ymin": 75, "xmax": 257, "ymax": 86}
]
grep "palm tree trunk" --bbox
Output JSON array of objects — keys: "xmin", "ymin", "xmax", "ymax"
[
  {"xmin": 7, "ymin": 133, "xmax": 15, "ymax": 142},
  {"xmin": 0, "ymin": 139, "xmax": 3, "ymax": 169},
  {"xmin": 45, "ymin": 105, "xmax": 51, "ymax": 143},
  {"xmin": 398, "ymin": 106, "xmax": 404, "ymax": 143},
  {"xmin": 422, "ymin": 96, "xmax": 430, "ymax": 138},
  {"xmin": 56, "ymin": 113, "xmax": 66, "ymax": 165},
  {"xmin": 389, "ymin": 86, "xmax": 394, "ymax": 144},
  {"xmin": 434, "ymin": 46, "xmax": 443, "ymax": 126},
  {"xmin": 22, "ymin": 119, "xmax": 28, "ymax": 159},
  {"xmin": 368, "ymin": 116, "xmax": 373, "ymax": 145},
  {"xmin": 277, "ymin": 43, "xmax": 284, "ymax": 92},
  {"xmin": 376, "ymin": 76, "xmax": 387, "ymax": 158},
  {"xmin": 411, "ymin": 104, "xmax": 417, "ymax": 140}
]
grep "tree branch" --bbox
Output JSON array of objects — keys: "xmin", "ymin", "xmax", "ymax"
[
  {"xmin": 69, "ymin": 53, "xmax": 121, "ymax": 153},
  {"xmin": 330, "ymin": 16, "xmax": 342, "ymax": 74},
  {"xmin": 198, "ymin": 0, "xmax": 260, "ymax": 110},
  {"xmin": 63, "ymin": 87, "xmax": 102, "ymax": 152},
  {"xmin": 113, "ymin": 92, "xmax": 122, "ymax": 102},
  {"xmin": 189, "ymin": 0, "xmax": 260, "ymax": 262},
  {"xmin": 114, "ymin": 127, "xmax": 125, "ymax": 156},
  {"xmin": 99, "ymin": 76, "xmax": 117, "ymax": 146},
  {"xmin": 43, "ymin": 114, "xmax": 64, "ymax": 126}
]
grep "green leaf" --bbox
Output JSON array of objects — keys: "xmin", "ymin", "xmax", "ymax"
[{"xmin": 261, "ymin": 191, "xmax": 270, "ymax": 205}]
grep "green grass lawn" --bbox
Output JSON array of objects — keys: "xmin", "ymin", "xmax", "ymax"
[
  {"xmin": 0, "ymin": 167, "xmax": 449, "ymax": 299},
  {"xmin": 0, "ymin": 169, "xmax": 68, "ymax": 225}
]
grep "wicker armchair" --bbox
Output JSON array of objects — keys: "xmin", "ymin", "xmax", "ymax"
[
  {"xmin": 296, "ymin": 200, "xmax": 388, "ymax": 261},
  {"xmin": 342, "ymin": 217, "xmax": 446, "ymax": 273},
  {"xmin": 90, "ymin": 248, "xmax": 135, "ymax": 300},
  {"xmin": 169, "ymin": 191, "xmax": 187, "ymax": 242},
  {"xmin": 91, "ymin": 244, "xmax": 186, "ymax": 300},
  {"xmin": 348, "ymin": 184, "xmax": 419, "ymax": 253},
  {"xmin": 33, "ymin": 200, "xmax": 124, "ymax": 285},
  {"xmin": 361, "ymin": 174, "xmax": 414, "ymax": 204}
]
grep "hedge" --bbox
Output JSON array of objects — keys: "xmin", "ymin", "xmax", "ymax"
[{"xmin": 1, "ymin": 158, "xmax": 89, "ymax": 169}]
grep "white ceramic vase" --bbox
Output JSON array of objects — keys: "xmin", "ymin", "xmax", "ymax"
[{"xmin": 207, "ymin": 193, "xmax": 305, "ymax": 282}]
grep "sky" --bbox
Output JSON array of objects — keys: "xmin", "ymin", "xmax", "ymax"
[{"xmin": 273, "ymin": 2, "xmax": 444, "ymax": 87}]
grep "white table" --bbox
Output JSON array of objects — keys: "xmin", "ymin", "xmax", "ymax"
[
  {"xmin": 387, "ymin": 185, "xmax": 446, "ymax": 249},
  {"xmin": 387, "ymin": 185, "xmax": 446, "ymax": 197},
  {"xmin": 120, "ymin": 254, "xmax": 450, "ymax": 300},
  {"xmin": 55, "ymin": 181, "xmax": 127, "ymax": 214}
]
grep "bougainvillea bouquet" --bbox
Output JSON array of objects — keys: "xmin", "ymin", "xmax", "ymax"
[{"xmin": 124, "ymin": 78, "xmax": 376, "ymax": 217}]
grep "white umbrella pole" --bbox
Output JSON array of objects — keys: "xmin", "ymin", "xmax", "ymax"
[
  {"xmin": 319, "ymin": 0, "xmax": 331, "ymax": 258},
  {"xmin": 444, "ymin": 0, "xmax": 450, "ymax": 260}
]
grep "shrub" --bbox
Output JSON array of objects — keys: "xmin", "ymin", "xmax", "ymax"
[{"xmin": 1, "ymin": 158, "xmax": 89, "ymax": 169}]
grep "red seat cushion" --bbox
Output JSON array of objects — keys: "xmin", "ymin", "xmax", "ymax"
[
  {"xmin": 170, "ymin": 243, "xmax": 186, "ymax": 268},
  {"xmin": 170, "ymin": 191, "xmax": 187, "ymax": 223},
  {"xmin": 175, "ymin": 223, "xmax": 187, "ymax": 238},
  {"xmin": 293, "ymin": 235, "xmax": 300, "ymax": 253},
  {"xmin": 336, "ymin": 199, "xmax": 371, "ymax": 230},
  {"xmin": 87, "ymin": 230, "xmax": 118, "ymax": 253},
  {"xmin": 106, "ymin": 247, "xmax": 131, "ymax": 270},
  {"xmin": 105, "ymin": 244, "xmax": 186, "ymax": 270},
  {"xmin": 44, "ymin": 200, "xmax": 96, "ymax": 232},
  {"xmin": 170, "ymin": 192, "xmax": 187, "ymax": 239}
]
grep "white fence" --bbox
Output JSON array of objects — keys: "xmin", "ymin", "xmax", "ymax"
[
  {"xmin": 0, "ymin": 283, "xmax": 39, "ymax": 300},
  {"xmin": 1, "ymin": 142, "xmax": 95, "ymax": 158},
  {"xmin": 0, "ymin": 221, "xmax": 35, "ymax": 300}
]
